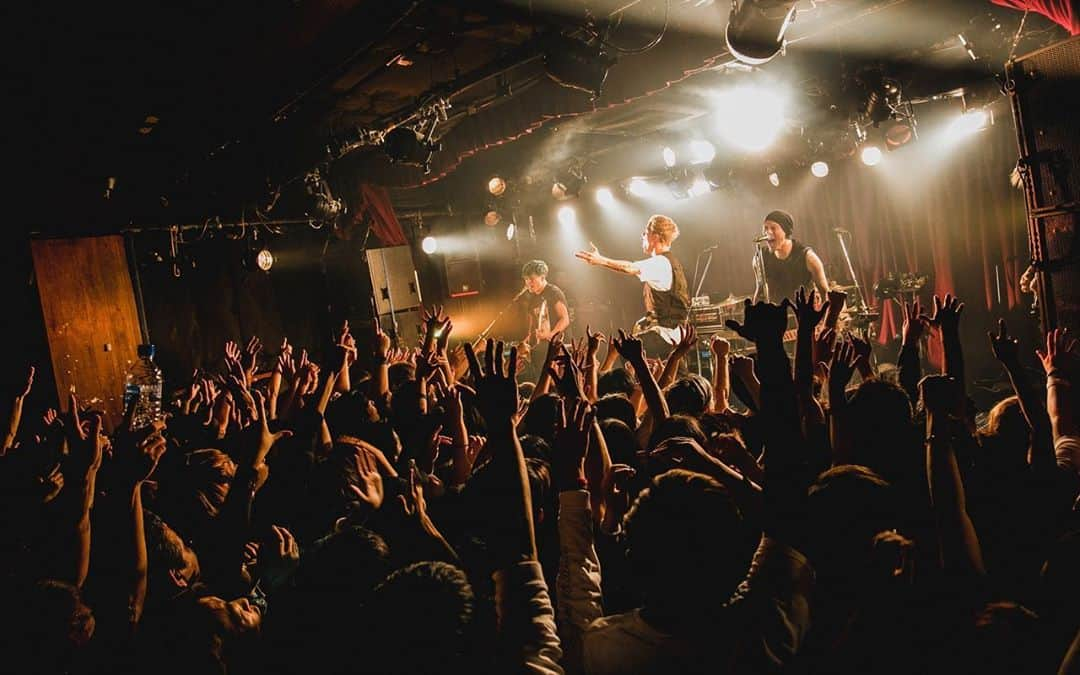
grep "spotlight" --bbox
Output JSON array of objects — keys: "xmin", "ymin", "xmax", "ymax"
[
  {"xmin": 884, "ymin": 120, "xmax": 915, "ymax": 150},
  {"xmin": 662, "ymin": 146, "xmax": 677, "ymax": 168},
  {"xmin": 487, "ymin": 176, "xmax": 507, "ymax": 196},
  {"xmin": 484, "ymin": 209, "xmax": 501, "ymax": 226},
  {"xmin": 666, "ymin": 169, "xmax": 694, "ymax": 200},
  {"xmin": 689, "ymin": 177, "xmax": 711, "ymax": 197},
  {"xmin": 768, "ymin": 171, "xmax": 780, "ymax": 187},
  {"xmin": 811, "ymin": 161, "xmax": 829, "ymax": 178},
  {"xmin": 255, "ymin": 248, "xmax": 274, "ymax": 272},
  {"xmin": 557, "ymin": 206, "xmax": 577, "ymax": 227},
  {"xmin": 304, "ymin": 170, "xmax": 345, "ymax": 222},
  {"xmin": 725, "ymin": 0, "xmax": 799, "ymax": 65},
  {"xmin": 689, "ymin": 140, "xmax": 716, "ymax": 164},
  {"xmin": 703, "ymin": 165, "xmax": 734, "ymax": 191},
  {"xmin": 595, "ymin": 187, "xmax": 615, "ymax": 208},
  {"xmin": 714, "ymin": 85, "xmax": 786, "ymax": 152},
  {"xmin": 383, "ymin": 126, "xmax": 439, "ymax": 173},
  {"xmin": 421, "ymin": 236, "xmax": 439, "ymax": 255},
  {"xmin": 949, "ymin": 108, "xmax": 991, "ymax": 136},
  {"xmin": 628, "ymin": 178, "xmax": 649, "ymax": 197},
  {"xmin": 543, "ymin": 34, "xmax": 616, "ymax": 99},
  {"xmin": 857, "ymin": 69, "xmax": 902, "ymax": 127},
  {"xmin": 506, "ymin": 222, "xmax": 516, "ymax": 241},
  {"xmin": 860, "ymin": 145, "xmax": 883, "ymax": 166}
]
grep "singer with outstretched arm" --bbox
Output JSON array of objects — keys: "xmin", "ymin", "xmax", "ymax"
[
  {"xmin": 753, "ymin": 210, "xmax": 829, "ymax": 304},
  {"xmin": 520, "ymin": 259, "xmax": 570, "ymax": 345},
  {"xmin": 575, "ymin": 214, "xmax": 689, "ymax": 356}
]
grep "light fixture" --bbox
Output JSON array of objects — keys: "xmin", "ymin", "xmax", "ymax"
[
  {"xmin": 884, "ymin": 120, "xmax": 915, "ymax": 150},
  {"xmin": 595, "ymin": 187, "xmax": 615, "ymax": 208},
  {"xmin": 628, "ymin": 178, "xmax": 649, "ymax": 197},
  {"xmin": 304, "ymin": 170, "xmax": 345, "ymax": 222},
  {"xmin": 725, "ymin": 0, "xmax": 799, "ymax": 65},
  {"xmin": 666, "ymin": 168, "xmax": 694, "ymax": 200},
  {"xmin": 714, "ymin": 85, "xmax": 786, "ymax": 152},
  {"xmin": 254, "ymin": 248, "xmax": 274, "ymax": 272},
  {"xmin": 768, "ymin": 171, "xmax": 780, "ymax": 187},
  {"xmin": 704, "ymin": 165, "xmax": 734, "ymax": 191},
  {"xmin": 811, "ymin": 161, "xmax": 829, "ymax": 178},
  {"xmin": 662, "ymin": 146, "xmax": 677, "ymax": 168},
  {"xmin": 488, "ymin": 176, "xmax": 507, "ymax": 196},
  {"xmin": 949, "ymin": 108, "xmax": 991, "ymax": 136},
  {"xmin": 421, "ymin": 236, "xmax": 439, "ymax": 254},
  {"xmin": 543, "ymin": 34, "xmax": 616, "ymax": 99},
  {"xmin": 551, "ymin": 165, "xmax": 586, "ymax": 200},
  {"xmin": 383, "ymin": 126, "xmax": 440, "ymax": 173},
  {"xmin": 483, "ymin": 209, "xmax": 501, "ymax": 226},
  {"xmin": 860, "ymin": 145, "xmax": 883, "ymax": 166},
  {"xmin": 506, "ymin": 222, "xmax": 516, "ymax": 240},
  {"xmin": 689, "ymin": 140, "xmax": 716, "ymax": 164},
  {"xmin": 557, "ymin": 206, "xmax": 577, "ymax": 227},
  {"xmin": 689, "ymin": 177, "xmax": 711, "ymax": 197}
]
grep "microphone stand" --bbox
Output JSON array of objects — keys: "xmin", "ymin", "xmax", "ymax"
[
  {"xmin": 835, "ymin": 230, "xmax": 868, "ymax": 313},
  {"xmin": 752, "ymin": 242, "xmax": 770, "ymax": 304},
  {"xmin": 474, "ymin": 290, "xmax": 526, "ymax": 346}
]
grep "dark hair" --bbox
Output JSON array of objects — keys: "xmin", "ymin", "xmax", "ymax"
[
  {"xmin": 665, "ymin": 375, "xmax": 712, "ymax": 418},
  {"xmin": 764, "ymin": 209, "xmax": 795, "ymax": 237},
  {"xmin": 600, "ymin": 418, "xmax": 641, "ymax": 469},
  {"xmin": 806, "ymin": 464, "xmax": 896, "ymax": 579},
  {"xmin": 596, "ymin": 393, "xmax": 636, "ymax": 430},
  {"xmin": 845, "ymin": 379, "xmax": 917, "ymax": 483},
  {"xmin": 359, "ymin": 561, "xmax": 477, "ymax": 674},
  {"xmin": 598, "ymin": 368, "xmax": 637, "ymax": 398},
  {"xmin": 145, "ymin": 510, "xmax": 189, "ymax": 578},
  {"xmin": 521, "ymin": 393, "xmax": 561, "ymax": 445},
  {"xmin": 649, "ymin": 414, "xmax": 707, "ymax": 451},
  {"xmin": 624, "ymin": 470, "xmax": 749, "ymax": 620},
  {"xmin": 521, "ymin": 260, "xmax": 549, "ymax": 278},
  {"xmin": 519, "ymin": 434, "xmax": 552, "ymax": 463},
  {"xmin": 518, "ymin": 381, "xmax": 536, "ymax": 401}
]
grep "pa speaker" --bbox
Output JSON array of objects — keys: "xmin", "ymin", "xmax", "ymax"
[
  {"xmin": 367, "ymin": 245, "xmax": 422, "ymax": 315},
  {"xmin": 1007, "ymin": 34, "xmax": 1080, "ymax": 333}
]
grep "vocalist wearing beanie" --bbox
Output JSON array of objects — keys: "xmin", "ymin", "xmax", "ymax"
[{"xmin": 754, "ymin": 210, "xmax": 829, "ymax": 304}]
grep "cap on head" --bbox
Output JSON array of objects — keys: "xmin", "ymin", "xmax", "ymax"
[{"xmin": 764, "ymin": 210, "xmax": 794, "ymax": 237}]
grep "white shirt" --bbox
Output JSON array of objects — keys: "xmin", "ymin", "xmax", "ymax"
[{"xmin": 634, "ymin": 254, "xmax": 673, "ymax": 292}]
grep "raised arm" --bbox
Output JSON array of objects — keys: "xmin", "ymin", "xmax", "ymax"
[
  {"xmin": 930, "ymin": 294, "xmax": 966, "ymax": 386},
  {"xmin": 710, "ymin": 337, "xmax": 732, "ymax": 413},
  {"xmin": 990, "ymin": 319, "xmax": 1053, "ymax": 467},
  {"xmin": 575, "ymin": 243, "xmax": 639, "ymax": 276},
  {"xmin": 805, "ymin": 249, "xmax": 830, "ymax": 300},
  {"xmin": 613, "ymin": 330, "xmax": 668, "ymax": 425},
  {"xmin": 897, "ymin": 298, "xmax": 927, "ymax": 405},
  {"xmin": 657, "ymin": 324, "xmax": 696, "ymax": 391},
  {"xmin": 1038, "ymin": 328, "xmax": 1079, "ymax": 443}
]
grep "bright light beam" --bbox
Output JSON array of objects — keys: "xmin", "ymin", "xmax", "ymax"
[
  {"xmin": 714, "ymin": 85, "xmax": 787, "ymax": 152},
  {"xmin": 596, "ymin": 187, "xmax": 615, "ymax": 208}
]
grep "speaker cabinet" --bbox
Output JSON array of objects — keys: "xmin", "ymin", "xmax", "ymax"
[
  {"xmin": 381, "ymin": 308, "xmax": 424, "ymax": 350},
  {"xmin": 445, "ymin": 253, "xmax": 483, "ymax": 298},
  {"xmin": 1007, "ymin": 34, "xmax": 1080, "ymax": 333},
  {"xmin": 366, "ymin": 245, "xmax": 422, "ymax": 315}
]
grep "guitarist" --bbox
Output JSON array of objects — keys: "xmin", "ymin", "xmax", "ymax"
[
  {"xmin": 575, "ymin": 214, "xmax": 690, "ymax": 357},
  {"xmin": 520, "ymin": 259, "xmax": 570, "ymax": 346}
]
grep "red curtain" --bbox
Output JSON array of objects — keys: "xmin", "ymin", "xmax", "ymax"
[
  {"xmin": 991, "ymin": 0, "xmax": 1080, "ymax": 35},
  {"xmin": 355, "ymin": 184, "xmax": 407, "ymax": 246}
]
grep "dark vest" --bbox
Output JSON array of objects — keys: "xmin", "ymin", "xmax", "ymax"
[
  {"xmin": 762, "ymin": 240, "xmax": 813, "ymax": 304},
  {"xmin": 643, "ymin": 251, "xmax": 690, "ymax": 328}
]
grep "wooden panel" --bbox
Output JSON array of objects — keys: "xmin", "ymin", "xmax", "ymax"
[{"xmin": 31, "ymin": 236, "xmax": 144, "ymax": 429}]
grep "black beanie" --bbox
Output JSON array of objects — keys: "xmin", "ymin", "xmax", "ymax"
[{"xmin": 764, "ymin": 210, "xmax": 794, "ymax": 237}]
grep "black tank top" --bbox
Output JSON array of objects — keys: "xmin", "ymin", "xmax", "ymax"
[
  {"xmin": 762, "ymin": 240, "xmax": 813, "ymax": 304},
  {"xmin": 643, "ymin": 251, "xmax": 690, "ymax": 328}
]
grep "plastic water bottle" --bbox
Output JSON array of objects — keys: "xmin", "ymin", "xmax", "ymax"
[{"xmin": 124, "ymin": 344, "xmax": 163, "ymax": 430}]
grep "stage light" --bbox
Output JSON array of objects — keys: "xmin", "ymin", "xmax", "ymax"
[
  {"xmin": 484, "ymin": 209, "xmax": 501, "ymax": 226},
  {"xmin": 558, "ymin": 206, "xmax": 577, "ymax": 227},
  {"xmin": 628, "ymin": 178, "xmax": 649, "ymax": 196},
  {"xmin": 884, "ymin": 120, "xmax": 915, "ymax": 150},
  {"xmin": 689, "ymin": 177, "xmax": 711, "ymax": 197},
  {"xmin": 543, "ymin": 34, "xmax": 616, "ymax": 99},
  {"xmin": 666, "ymin": 169, "xmax": 694, "ymax": 200},
  {"xmin": 861, "ymin": 145, "xmax": 883, "ymax": 166},
  {"xmin": 662, "ymin": 146, "xmax": 677, "ymax": 168},
  {"xmin": 595, "ymin": 187, "xmax": 615, "ymax": 208},
  {"xmin": 703, "ymin": 165, "xmax": 734, "ymax": 192},
  {"xmin": 552, "ymin": 166, "xmax": 586, "ymax": 200},
  {"xmin": 255, "ymin": 248, "xmax": 274, "ymax": 272},
  {"xmin": 811, "ymin": 161, "xmax": 829, "ymax": 178},
  {"xmin": 714, "ymin": 85, "xmax": 786, "ymax": 152},
  {"xmin": 949, "ymin": 109, "xmax": 990, "ymax": 136},
  {"xmin": 383, "ymin": 126, "xmax": 438, "ymax": 173},
  {"xmin": 421, "ymin": 236, "xmax": 439, "ymax": 254},
  {"xmin": 768, "ymin": 171, "xmax": 780, "ymax": 187},
  {"xmin": 488, "ymin": 176, "xmax": 507, "ymax": 196},
  {"xmin": 725, "ymin": 0, "xmax": 799, "ymax": 65},
  {"xmin": 506, "ymin": 223, "xmax": 516, "ymax": 241},
  {"xmin": 304, "ymin": 170, "xmax": 345, "ymax": 222},
  {"xmin": 689, "ymin": 139, "xmax": 716, "ymax": 164}
]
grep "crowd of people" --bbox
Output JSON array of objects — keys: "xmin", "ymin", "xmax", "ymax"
[{"xmin": 2, "ymin": 286, "xmax": 1079, "ymax": 674}]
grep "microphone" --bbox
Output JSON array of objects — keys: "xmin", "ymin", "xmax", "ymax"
[
  {"xmin": 752, "ymin": 235, "xmax": 772, "ymax": 243},
  {"xmin": 832, "ymin": 227, "xmax": 850, "ymax": 234},
  {"xmin": 702, "ymin": 243, "xmax": 721, "ymax": 252},
  {"xmin": 514, "ymin": 286, "xmax": 529, "ymax": 300}
]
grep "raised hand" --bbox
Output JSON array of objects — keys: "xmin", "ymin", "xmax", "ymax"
[
  {"xmin": 710, "ymin": 335, "xmax": 731, "ymax": 360},
  {"xmin": 256, "ymin": 525, "xmax": 300, "ymax": 592},
  {"xmin": 824, "ymin": 339, "xmax": 858, "ymax": 400},
  {"xmin": 574, "ymin": 242, "xmax": 602, "ymax": 265},
  {"xmin": 929, "ymin": 294, "xmax": 965, "ymax": 334},
  {"xmin": 1037, "ymin": 328, "xmax": 1080, "ymax": 375},
  {"xmin": 611, "ymin": 329, "xmax": 645, "ymax": 365},
  {"xmin": 113, "ymin": 400, "xmax": 168, "ymax": 486},
  {"xmin": 849, "ymin": 334, "xmax": 873, "ymax": 372},
  {"xmin": 793, "ymin": 286, "xmax": 829, "ymax": 332},
  {"xmin": 243, "ymin": 336, "xmax": 263, "ymax": 386},
  {"xmin": 4, "ymin": 365, "xmax": 35, "ymax": 453},
  {"xmin": 241, "ymin": 392, "xmax": 292, "ymax": 470},
  {"xmin": 725, "ymin": 298, "xmax": 789, "ymax": 346},
  {"xmin": 672, "ymin": 322, "xmax": 697, "ymax": 357},
  {"xmin": 919, "ymin": 374, "xmax": 963, "ymax": 418},
  {"xmin": 551, "ymin": 399, "xmax": 594, "ymax": 492},
  {"xmin": 348, "ymin": 446, "xmax": 385, "ymax": 510},
  {"xmin": 988, "ymin": 318, "xmax": 1021, "ymax": 366},
  {"xmin": 62, "ymin": 393, "xmax": 104, "ymax": 481},
  {"xmin": 464, "ymin": 339, "xmax": 519, "ymax": 427},
  {"xmin": 549, "ymin": 353, "xmax": 586, "ymax": 402},
  {"xmin": 901, "ymin": 298, "xmax": 929, "ymax": 346},
  {"xmin": 586, "ymin": 325, "xmax": 606, "ymax": 358},
  {"xmin": 813, "ymin": 327, "xmax": 837, "ymax": 370},
  {"xmin": 599, "ymin": 464, "xmax": 636, "ymax": 535},
  {"xmin": 372, "ymin": 315, "xmax": 391, "ymax": 360},
  {"xmin": 224, "ymin": 340, "xmax": 244, "ymax": 380}
]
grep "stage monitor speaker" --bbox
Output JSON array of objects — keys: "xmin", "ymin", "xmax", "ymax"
[
  {"xmin": 381, "ymin": 308, "xmax": 424, "ymax": 350},
  {"xmin": 367, "ymin": 245, "xmax": 422, "ymax": 315},
  {"xmin": 1006, "ymin": 34, "xmax": 1080, "ymax": 334},
  {"xmin": 445, "ymin": 252, "xmax": 483, "ymax": 298}
]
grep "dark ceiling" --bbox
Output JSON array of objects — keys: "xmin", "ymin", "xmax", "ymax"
[{"xmin": 11, "ymin": 0, "xmax": 1068, "ymax": 235}]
